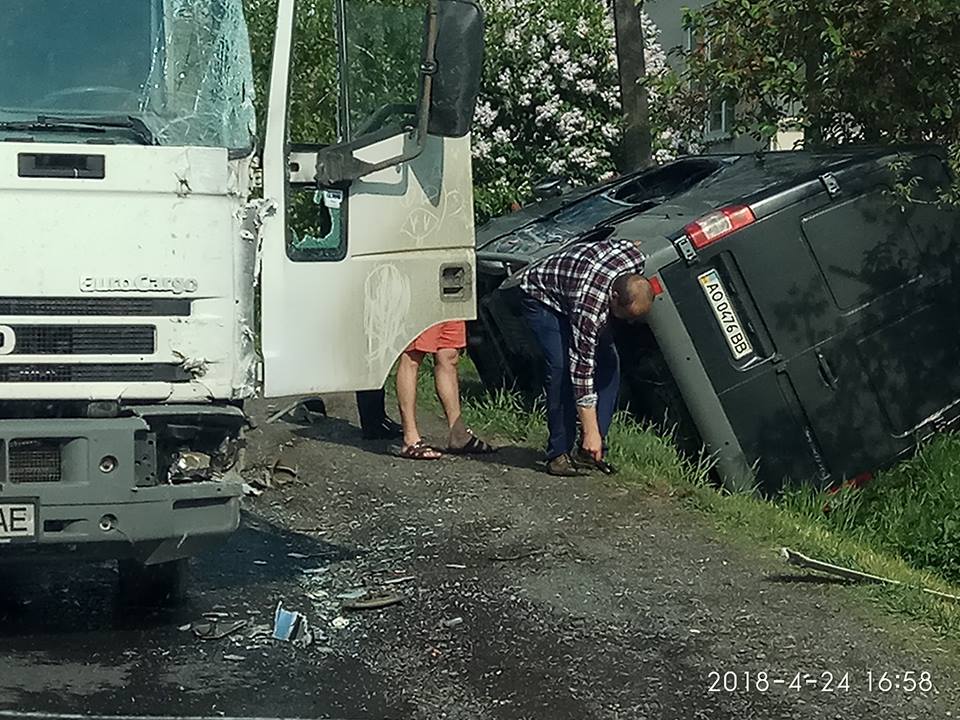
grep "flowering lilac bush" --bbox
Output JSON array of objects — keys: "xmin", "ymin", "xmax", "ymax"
[{"xmin": 472, "ymin": 0, "xmax": 670, "ymax": 221}]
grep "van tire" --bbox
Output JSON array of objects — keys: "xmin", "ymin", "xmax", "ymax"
[{"xmin": 117, "ymin": 558, "xmax": 188, "ymax": 607}]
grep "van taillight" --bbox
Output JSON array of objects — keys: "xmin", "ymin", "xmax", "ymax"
[{"xmin": 684, "ymin": 205, "xmax": 756, "ymax": 249}]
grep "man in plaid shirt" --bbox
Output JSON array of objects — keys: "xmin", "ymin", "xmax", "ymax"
[{"xmin": 519, "ymin": 237, "xmax": 654, "ymax": 476}]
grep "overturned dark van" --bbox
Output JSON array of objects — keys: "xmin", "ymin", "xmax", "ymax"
[{"xmin": 470, "ymin": 148, "xmax": 960, "ymax": 495}]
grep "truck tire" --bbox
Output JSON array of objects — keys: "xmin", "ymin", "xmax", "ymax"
[{"xmin": 117, "ymin": 558, "xmax": 188, "ymax": 607}]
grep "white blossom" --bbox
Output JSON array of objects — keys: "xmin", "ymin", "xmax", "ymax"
[
  {"xmin": 576, "ymin": 78, "xmax": 597, "ymax": 95},
  {"xmin": 550, "ymin": 47, "xmax": 570, "ymax": 66},
  {"xmin": 492, "ymin": 127, "xmax": 511, "ymax": 144},
  {"xmin": 561, "ymin": 61, "xmax": 581, "ymax": 81}
]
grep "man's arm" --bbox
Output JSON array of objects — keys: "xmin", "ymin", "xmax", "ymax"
[{"xmin": 568, "ymin": 302, "xmax": 604, "ymax": 460}]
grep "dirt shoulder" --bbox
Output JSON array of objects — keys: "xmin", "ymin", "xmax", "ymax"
[{"xmin": 241, "ymin": 393, "xmax": 959, "ymax": 720}]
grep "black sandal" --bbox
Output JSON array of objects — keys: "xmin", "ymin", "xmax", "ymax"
[
  {"xmin": 397, "ymin": 440, "xmax": 443, "ymax": 460},
  {"xmin": 447, "ymin": 431, "xmax": 497, "ymax": 455}
]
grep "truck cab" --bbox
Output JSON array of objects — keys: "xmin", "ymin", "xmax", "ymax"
[{"xmin": 0, "ymin": 0, "xmax": 483, "ymax": 598}]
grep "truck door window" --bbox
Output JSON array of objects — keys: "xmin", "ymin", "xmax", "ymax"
[{"xmin": 339, "ymin": 0, "xmax": 426, "ymax": 140}]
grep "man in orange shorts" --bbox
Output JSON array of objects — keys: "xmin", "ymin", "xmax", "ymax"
[{"xmin": 396, "ymin": 320, "xmax": 495, "ymax": 459}]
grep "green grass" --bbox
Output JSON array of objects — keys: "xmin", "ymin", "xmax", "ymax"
[{"xmin": 398, "ymin": 356, "xmax": 960, "ymax": 637}]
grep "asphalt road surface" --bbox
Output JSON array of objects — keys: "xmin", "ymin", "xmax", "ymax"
[{"xmin": 1, "ymin": 395, "xmax": 958, "ymax": 719}]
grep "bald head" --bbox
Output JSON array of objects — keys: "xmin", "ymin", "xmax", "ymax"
[{"xmin": 610, "ymin": 274, "xmax": 655, "ymax": 320}]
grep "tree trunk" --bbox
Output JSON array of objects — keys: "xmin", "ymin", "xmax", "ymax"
[{"xmin": 612, "ymin": 0, "xmax": 652, "ymax": 171}]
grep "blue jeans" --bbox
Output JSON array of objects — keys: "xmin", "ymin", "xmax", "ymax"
[{"xmin": 521, "ymin": 294, "xmax": 620, "ymax": 460}]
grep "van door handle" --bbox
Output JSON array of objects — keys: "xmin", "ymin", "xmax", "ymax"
[{"xmin": 816, "ymin": 350, "xmax": 839, "ymax": 390}]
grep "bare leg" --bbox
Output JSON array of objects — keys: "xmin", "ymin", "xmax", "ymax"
[
  {"xmin": 397, "ymin": 350, "xmax": 425, "ymax": 447},
  {"xmin": 434, "ymin": 348, "xmax": 471, "ymax": 447}
]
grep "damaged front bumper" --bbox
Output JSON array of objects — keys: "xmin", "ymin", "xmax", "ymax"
[{"xmin": 0, "ymin": 405, "xmax": 244, "ymax": 565}]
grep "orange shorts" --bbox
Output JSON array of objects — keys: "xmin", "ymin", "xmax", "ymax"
[{"xmin": 407, "ymin": 320, "xmax": 467, "ymax": 353}]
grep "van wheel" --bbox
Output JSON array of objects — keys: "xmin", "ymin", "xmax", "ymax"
[{"xmin": 117, "ymin": 558, "xmax": 188, "ymax": 607}]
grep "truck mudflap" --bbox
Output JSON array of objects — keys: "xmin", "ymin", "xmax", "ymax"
[{"xmin": 0, "ymin": 409, "xmax": 243, "ymax": 563}]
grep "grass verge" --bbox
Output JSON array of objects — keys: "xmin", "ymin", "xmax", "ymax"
[{"xmin": 404, "ymin": 356, "xmax": 960, "ymax": 637}]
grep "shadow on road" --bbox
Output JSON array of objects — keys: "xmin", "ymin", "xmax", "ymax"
[{"xmin": 0, "ymin": 511, "xmax": 356, "ymax": 639}]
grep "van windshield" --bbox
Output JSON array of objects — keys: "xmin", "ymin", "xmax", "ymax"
[{"xmin": 0, "ymin": 0, "xmax": 256, "ymax": 151}]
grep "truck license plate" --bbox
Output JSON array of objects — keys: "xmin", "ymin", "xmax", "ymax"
[
  {"xmin": 0, "ymin": 503, "xmax": 36, "ymax": 542},
  {"xmin": 698, "ymin": 269, "xmax": 754, "ymax": 361}
]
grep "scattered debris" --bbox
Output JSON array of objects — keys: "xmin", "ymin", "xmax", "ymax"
[
  {"xmin": 331, "ymin": 616, "xmax": 350, "ymax": 630},
  {"xmin": 191, "ymin": 618, "xmax": 248, "ymax": 641},
  {"xmin": 273, "ymin": 601, "xmax": 314, "ymax": 647},
  {"xmin": 253, "ymin": 560, "xmax": 268, "ymax": 566},
  {"xmin": 168, "ymin": 451, "xmax": 214, "ymax": 484},
  {"xmin": 242, "ymin": 482, "xmax": 264, "ymax": 497},
  {"xmin": 445, "ymin": 563, "xmax": 467, "ymax": 570},
  {"xmin": 336, "ymin": 588, "xmax": 369, "ymax": 601},
  {"xmin": 382, "ymin": 575, "xmax": 416, "ymax": 586},
  {"xmin": 223, "ymin": 654, "xmax": 246, "ymax": 662},
  {"xmin": 342, "ymin": 592, "xmax": 403, "ymax": 611},
  {"xmin": 301, "ymin": 567, "xmax": 328, "ymax": 575},
  {"xmin": 780, "ymin": 547, "xmax": 960, "ymax": 601},
  {"xmin": 442, "ymin": 616, "xmax": 464, "ymax": 628}
]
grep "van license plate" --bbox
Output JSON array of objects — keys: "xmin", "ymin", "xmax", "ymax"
[
  {"xmin": 698, "ymin": 269, "xmax": 754, "ymax": 360},
  {"xmin": 0, "ymin": 503, "xmax": 36, "ymax": 542}
]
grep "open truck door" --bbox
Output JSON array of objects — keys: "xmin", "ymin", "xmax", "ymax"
[{"xmin": 260, "ymin": 0, "xmax": 484, "ymax": 396}]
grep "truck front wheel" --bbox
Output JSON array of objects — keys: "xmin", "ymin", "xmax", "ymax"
[{"xmin": 117, "ymin": 558, "xmax": 188, "ymax": 607}]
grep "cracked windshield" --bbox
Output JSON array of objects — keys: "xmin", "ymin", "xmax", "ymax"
[
  {"xmin": 4, "ymin": 0, "xmax": 960, "ymax": 718},
  {"xmin": 0, "ymin": 0, "xmax": 256, "ymax": 149}
]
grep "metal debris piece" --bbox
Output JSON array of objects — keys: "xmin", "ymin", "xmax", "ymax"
[
  {"xmin": 168, "ymin": 451, "xmax": 214, "ymax": 484},
  {"xmin": 342, "ymin": 592, "xmax": 403, "ymax": 611},
  {"xmin": 780, "ymin": 547, "xmax": 960, "ymax": 602},
  {"xmin": 272, "ymin": 449, "xmax": 299, "ymax": 486},
  {"xmin": 336, "ymin": 588, "xmax": 369, "ymax": 601},
  {"xmin": 301, "ymin": 567, "xmax": 328, "ymax": 575},
  {"xmin": 382, "ymin": 575, "xmax": 416, "ymax": 586},
  {"xmin": 273, "ymin": 601, "xmax": 314, "ymax": 647},
  {"xmin": 191, "ymin": 618, "xmax": 248, "ymax": 641},
  {"xmin": 242, "ymin": 482, "xmax": 263, "ymax": 497},
  {"xmin": 266, "ymin": 397, "xmax": 327, "ymax": 425},
  {"xmin": 489, "ymin": 550, "xmax": 545, "ymax": 563},
  {"xmin": 223, "ymin": 654, "xmax": 246, "ymax": 662},
  {"xmin": 331, "ymin": 616, "xmax": 350, "ymax": 630},
  {"xmin": 445, "ymin": 563, "xmax": 467, "ymax": 570},
  {"xmin": 442, "ymin": 616, "xmax": 464, "ymax": 628}
]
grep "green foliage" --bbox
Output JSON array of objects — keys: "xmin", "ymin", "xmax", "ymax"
[
  {"xmin": 244, "ymin": 0, "xmax": 338, "ymax": 144},
  {"xmin": 783, "ymin": 434, "xmax": 960, "ymax": 584},
  {"xmin": 655, "ymin": 0, "xmax": 960, "ymax": 170}
]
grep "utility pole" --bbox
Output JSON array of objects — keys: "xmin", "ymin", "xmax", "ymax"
[{"xmin": 612, "ymin": 0, "xmax": 652, "ymax": 171}]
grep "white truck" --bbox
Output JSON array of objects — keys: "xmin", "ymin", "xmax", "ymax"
[{"xmin": 0, "ymin": 0, "xmax": 483, "ymax": 599}]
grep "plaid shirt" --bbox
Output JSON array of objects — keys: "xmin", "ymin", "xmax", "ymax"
[{"xmin": 520, "ymin": 239, "xmax": 646, "ymax": 407}]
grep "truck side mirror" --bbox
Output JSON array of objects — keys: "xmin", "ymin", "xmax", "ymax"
[{"xmin": 427, "ymin": 0, "xmax": 484, "ymax": 138}]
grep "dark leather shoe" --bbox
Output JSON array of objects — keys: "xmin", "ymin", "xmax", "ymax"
[
  {"xmin": 572, "ymin": 449, "xmax": 617, "ymax": 475},
  {"xmin": 546, "ymin": 453, "xmax": 584, "ymax": 477},
  {"xmin": 362, "ymin": 417, "xmax": 404, "ymax": 440}
]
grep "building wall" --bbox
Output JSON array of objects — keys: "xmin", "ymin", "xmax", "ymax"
[{"xmin": 645, "ymin": 0, "xmax": 781, "ymax": 154}]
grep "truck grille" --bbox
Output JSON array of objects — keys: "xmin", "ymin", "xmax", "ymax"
[
  {"xmin": 7, "ymin": 439, "xmax": 62, "ymax": 483},
  {"xmin": 0, "ymin": 297, "xmax": 190, "ymax": 317},
  {"xmin": 10, "ymin": 326, "xmax": 155, "ymax": 355},
  {"xmin": 0, "ymin": 364, "xmax": 190, "ymax": 383}
]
